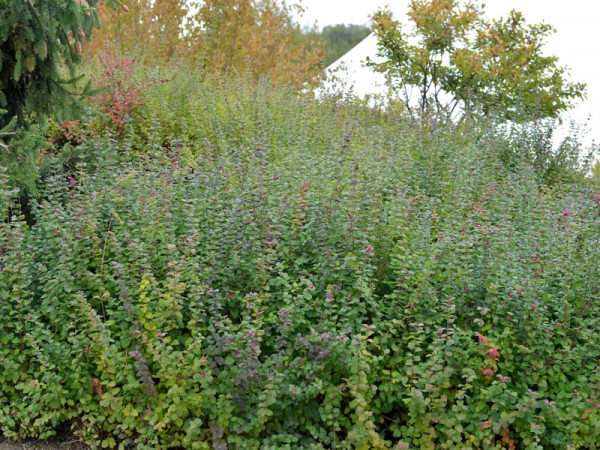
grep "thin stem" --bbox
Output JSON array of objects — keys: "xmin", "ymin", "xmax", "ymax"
[{"xmin": 98, "ymin": 214, "xmax": 113, "ymax": 322}]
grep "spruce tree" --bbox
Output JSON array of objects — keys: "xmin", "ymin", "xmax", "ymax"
[{"xmin": 0, "ymin": 0, "xmax": 122, "ymax": 130}]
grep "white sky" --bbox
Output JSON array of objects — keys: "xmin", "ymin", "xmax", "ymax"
[{"xmin": 295, "ymin": 0, "xmax": 600, "ymax": 148}]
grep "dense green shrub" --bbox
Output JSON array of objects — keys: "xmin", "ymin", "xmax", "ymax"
[{"xmin": 1, "ymin": 77, "xmax": 599, "ymax": 448}]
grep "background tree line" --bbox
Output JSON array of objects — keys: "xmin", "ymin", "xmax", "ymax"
[
  {"xmin": 90, "ymin": 1, "xmax": 372, "ymax": 72},
  {"xmin": 86, "ymin": 0, "xmax": 325, "ymax": 86},
  {"xmin": 292, "ymin": 23, "xmax": 372, "ymax": 67}
]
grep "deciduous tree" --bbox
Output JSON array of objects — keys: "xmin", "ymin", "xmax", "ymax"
[
  {"xmin": 197, "ymin": 0, "xmax": 323, "ymax": 85},
  {"xmin": 368, "ymin": 0, "xmax": 586, "ymax": 121},
  {"xmin": 86, "ymin": 0, "xmax": 188, "ymax": 62},
  {"xmin": 87, "ymin": 0, "xmax": 324, "ymax": 87}
]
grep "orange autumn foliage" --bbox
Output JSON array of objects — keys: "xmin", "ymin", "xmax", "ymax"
[
  {"xmin": 196, "ymin": 0, "xmax": 324, "ymax": 86},
  {"xmin": 86, "ymin": 0, "xmax": 324, "ymax": 87},
  {"xmin": 86, "ymin": 0, "xmax": 188, "ymax": 62}
]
